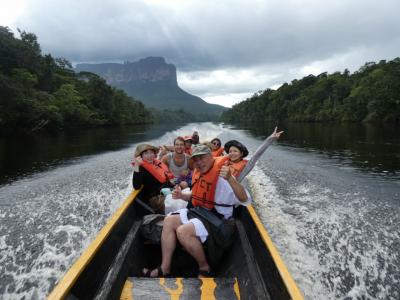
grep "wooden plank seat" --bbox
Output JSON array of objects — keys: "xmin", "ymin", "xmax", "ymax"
[{"xmin": 121, "ymin": 277, "xmax": 241, "ymax": 300}]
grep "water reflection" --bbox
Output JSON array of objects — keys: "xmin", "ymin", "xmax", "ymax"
[
  {"xmin": 0, "ymin": 123, "xmax": 183, "ymax": 185},
  {"xmin": 227, "ymin": 121, "xmax": 400, "ymax": 179}
]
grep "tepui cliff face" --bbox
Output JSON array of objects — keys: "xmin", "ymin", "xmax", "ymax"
[
  {"xmin": 94, "ymin": 57, "xmax": 177, "ymax": 85},
  {"xmin": 75, "ymin": 57, "xmax": 226, "ymax": 114}
]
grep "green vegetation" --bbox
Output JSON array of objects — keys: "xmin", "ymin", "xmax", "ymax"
[
  {"xmin": 0, "ymin": 26, "xmax": 152, "ymax": 133},
  {"xmin": 152, "ymin": 108, "xmax": 219, "ymax": 123},
  {"xmin": 222, "ymin": 59, "xmax": 400, "ymax": 125}
]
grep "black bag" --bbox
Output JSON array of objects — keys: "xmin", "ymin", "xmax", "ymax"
[
  {"xmin": 140, "ymin": 214, "xmax": 165, "ymax": 244},
  {"xmin": 189, "ymin": 206, "xmax": 235, "ymax": 248}
]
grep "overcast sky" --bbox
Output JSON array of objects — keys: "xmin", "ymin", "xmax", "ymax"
[{"xmin": 2, "ymin": 0, "xmax": 400, "ymax": 107}]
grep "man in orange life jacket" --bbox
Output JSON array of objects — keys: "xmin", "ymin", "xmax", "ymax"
[{"xmin": 142, "ymin": 144, "xmax": 251, "ymax": 278}]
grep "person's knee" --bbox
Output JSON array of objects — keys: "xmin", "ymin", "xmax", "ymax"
[
  {"xmin": 162, "ymin": 215, "xmax": 182, "ymax": 237},
  {"xmin": 164, "ymin": 215, "xmax": 180, "ymax": 228},
  {"xmin": 176, "ymin": 225, "xmax": 186, "ymax": 240},
  {"xmin": 176, "ymin": 224, "xmax": 195, "ymax": 244}
]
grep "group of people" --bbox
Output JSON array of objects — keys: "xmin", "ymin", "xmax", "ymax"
[{"xmin": 132, "ymin": 128, "xmax": 283, "ymax": 278}]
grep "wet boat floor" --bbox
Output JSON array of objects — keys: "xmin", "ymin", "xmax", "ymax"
[{"xmin": 121, "ymin": 277, "xmax": 240, "ymax": 299}]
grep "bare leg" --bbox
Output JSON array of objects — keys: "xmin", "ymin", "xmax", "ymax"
[
  {"xmin": 143, "ymin": 214, "xmax": 182, "ymax": 277},
  {"xmin": 159, "ymin": 215, "xmax": 182, "ymax": 274},
  {"xmin": 176, "ymin": 223, "xmax": 210, "ymax": 272}
]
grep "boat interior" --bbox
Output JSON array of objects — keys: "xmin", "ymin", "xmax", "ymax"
[{"xmin": 65, "ymin": 199, "xmax": 292, "ymax": 299}]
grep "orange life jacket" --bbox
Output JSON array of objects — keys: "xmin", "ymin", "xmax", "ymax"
[
  {"xmin": 141, "ymin": 159, "xmax": 174, "ymax": 184},
  {"xmin": 228, "ymin": 159, "xmax": 248, "ymax": 178},
  {"xmin": 191, "ymin": 156, "xmax": 229, "ymax": 209},
  {"xmin": 212, "ymin": 147, "xmax": 224, "ymax": 157},
  {"xmin": 185, "ymin": 147, "xmax": 192, "ymax": 155}
]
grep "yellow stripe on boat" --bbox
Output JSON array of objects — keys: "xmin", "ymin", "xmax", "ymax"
[
  {"xmin": 123, "ymin": 277, "xmax": 239, "ymax": 299},
  {"xmin": 233, "ymin": 277, "xmax": 241, "ymax": 300},
  {"xmin": 159, "ymin": 277, "xmax": 183, "ymax": 300},
  {"xmin": 200, "ymin": 278, "xmax": 217, "ymax": 300},
  {"xmin": 247, "ymin": 205, "xmax": 304, "ymax": 300},
  {"xmin": 120, "ymin": 280, "xmax": 133, "ymax": 300},
  {"xmin": 48, "ymin": 188, "xmax": 142, "ymax": 300}
]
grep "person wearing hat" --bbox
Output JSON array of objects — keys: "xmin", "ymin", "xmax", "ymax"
[
  {"xmin": 210, "ymin": 138, "xmax": 224, "ymax": 157},
  {"xmin": 142, "ymin": 144, "xmax": 251, "ymax": 278},
  {"xmin": 183, "ymin": 136, "xmax": 193, "ymax": 155},
  {"xmin": 224, "ymin": 140, "xmax": 249, "ymax": 178},
  {"xmin": 132, "ymin": 143, "xmax": 174, "ymax": 214}
]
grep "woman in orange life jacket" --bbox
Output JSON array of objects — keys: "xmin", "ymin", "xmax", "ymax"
[
  {"xmin": 132, "ymin": 144, "xmax": 174, "ymax": 214},
  {"xmin": 210, "ymin": 138, "xmax": 224, "ymax": 157},
  {"xmin": 224, "ymin": 140, "xmax": 249, "ymax": 178},
  {"xmin": 183, "ymin": 136, "xmax": 193, "ymax": 155}
]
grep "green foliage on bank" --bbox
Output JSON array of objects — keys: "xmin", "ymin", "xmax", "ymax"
[
  {"xmin": 151, "ymin": 108, "xmax": 220, "ymax": 123},
  {"xmin": 0, "ymin": 26, "xmax": 152, "ymax": 133},
  {"xmin": 221, "ymin": 59, "xmax": 400, "ymax": 124}
]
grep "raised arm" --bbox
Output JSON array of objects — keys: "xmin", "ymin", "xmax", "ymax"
[{"xmin": 219, "ymin": 166, "xmax": 248, "ymax": 202}]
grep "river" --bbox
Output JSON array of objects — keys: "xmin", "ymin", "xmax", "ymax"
[{"xmin": 0, "ymin": 122, "xmax": 399, "ymax": 299}]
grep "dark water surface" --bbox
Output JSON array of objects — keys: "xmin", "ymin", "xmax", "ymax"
[
  {"xmin": 238, "ymin": 121, "xmax": 400, "ymax": 180},
  {"xmin": 0, "ymin": 124, "xmax": 183, "ymax": 186},
  {"xmin": 0, "ymin": 122, "xmax": 398, "ymax": 299}
]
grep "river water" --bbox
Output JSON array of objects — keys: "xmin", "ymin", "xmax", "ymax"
[{"xmin": 0, "ymin": 122, "xmax": 399, "ymax": 299}]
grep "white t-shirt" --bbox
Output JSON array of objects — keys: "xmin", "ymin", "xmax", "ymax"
[
  {"xmin": 213, "ymin": 176, "xmax": 252, "ymax": 219},
  {"xmin": 175, "ymin": 176, "xmax": 252, "ymax": 242}
]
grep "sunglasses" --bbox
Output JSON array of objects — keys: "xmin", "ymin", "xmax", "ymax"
[{"xmin": 212, "ymin": 142, "xmax": 220, "ymax": 146}]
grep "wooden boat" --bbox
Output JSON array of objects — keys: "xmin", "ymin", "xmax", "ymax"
[{"xmin": 48, "ymin": 189, "xmax": 303, "ymax": 299}]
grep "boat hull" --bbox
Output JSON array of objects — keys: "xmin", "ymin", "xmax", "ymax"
[{"xmin": 48, "ymin": 190, "xmax": 302, "ymax": 299}]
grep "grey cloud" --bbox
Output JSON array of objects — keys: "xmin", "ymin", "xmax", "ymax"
[
  {"xmin": 8, "ymin": 0, "xmax": 400, "ymax": 106},
  {"xmin": 11, "ymin": 0, "xmax": 399, "ymax": 70}
]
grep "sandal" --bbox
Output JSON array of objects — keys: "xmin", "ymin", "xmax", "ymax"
[
  {"xmin": 142, "ymin": 266, "xmax": 170, "ymax": 278},
  {"xmin": 142, "ymin": 268, "xmax": 152, "ymax": 277},
  {"xmin": 198, "ymin": 269, "xmax": 214, "ymax": 278}
]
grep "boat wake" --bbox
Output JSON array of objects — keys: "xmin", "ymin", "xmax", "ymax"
[
  {"xmin": 0, "ymin": 122, "xmax": 398, "ymax": 299},
  {"xmin": 248, "ymin": 159, "xmax": 400, "ymax": 299},
  {"xmin": 0, "ymin": 153, "xmax": 134, "ymax": 299},
  {"xmin": 0, "ymin": 122, "xmax": 225, "ymax": 299}
]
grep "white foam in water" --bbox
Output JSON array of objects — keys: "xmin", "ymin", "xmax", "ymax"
[
  {"xmin": 0, "ymin": 122, "xmax": 225, "ymax": 299},
  {"xmin": 1, "ymin": 122, "xmax": 398, "ymax": 299},
  {"xmin": 248, "ymin": 163, "xmax": 400, "ymax": 299},
  {"xmin": 156, "ymin": 122, "xmax": 224, "ymax": 145},
  {"xmin": 0, "ymin": 152, "xmax": 134, "ymax": 299},
  {"xmin": 247, "ymin": 168, "xmax": 328, "ymax": 299}
]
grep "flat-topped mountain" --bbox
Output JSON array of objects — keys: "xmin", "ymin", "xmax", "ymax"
[{"xmin": 75, "ymin": 57, "xmax": 226, "ymax": 115}]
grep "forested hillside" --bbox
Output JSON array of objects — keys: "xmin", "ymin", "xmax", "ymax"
[
  {"xmin": 222, "ymin": 59, "xmax": 400, "ymax": 124},
  {"xmin": 0, "ymin": 27, "xmax": 152, "ymax": 133}
]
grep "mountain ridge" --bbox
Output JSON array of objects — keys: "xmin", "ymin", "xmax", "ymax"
[{"xmin": 75, "ymin": 57, "xmax": 226, "ymax": 115}]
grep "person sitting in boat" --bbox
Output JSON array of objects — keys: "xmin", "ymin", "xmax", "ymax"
[
  {"xmin": 191, "ymin": 131, "xmax": 200, "ymax": 145},
  {"xmin": 183, "ymin": 136, "xmax": 193, "ymax": 155},
  {"xmin": 210, "ymin": 138, "xmax": 224, "ymax": 157},
  {"xmin": 224, "ymin": 140, "xmax": 249, "ymax": 178},
  {"xmin": 160, "ymin": 136, "xmax": 193, "ymax": 189},
  {"xmin": 132, "ymin": 144, "xmax": 175, "ymax": 214},
  {"xmin": 157, "ymin": 145, "xmax": 172, "ymax": 160},
  {"xmin": 142, "ymin": 144, "xmax": 251, "ymax": 278},
  {"xmin": 202, "ymin": 141, "xmax": 213, "ymax": 150}
]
